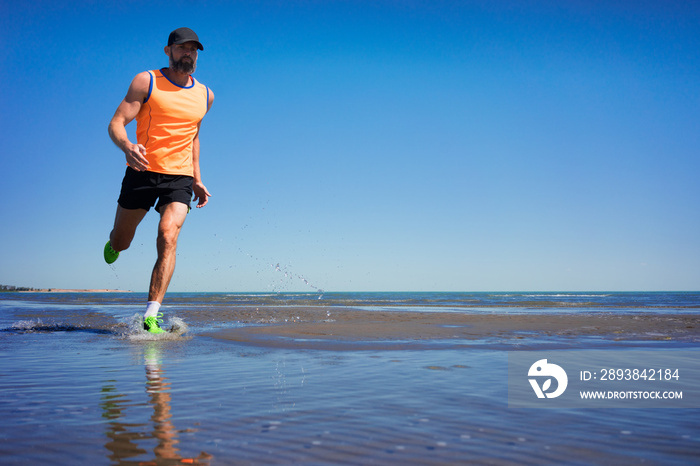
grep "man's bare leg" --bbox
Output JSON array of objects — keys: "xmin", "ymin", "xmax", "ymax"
[
  {"xmin": 148, "ymin": 202, "xmax": 189, "ymax": 304},
  {"xmin": 110, "ymin": 206, "xmax": 148, "ymax": 252}
]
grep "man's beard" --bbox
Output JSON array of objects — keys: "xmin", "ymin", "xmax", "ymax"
[{"xmin": 170, "ymin": 55, "xmax": 196, "ymax": 74}]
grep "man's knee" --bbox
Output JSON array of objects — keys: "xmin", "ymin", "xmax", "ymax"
[
  {"xmin": 157, "ymin": 223, "xmax": 182, "ymax": 253},
  {"xmin": 155, "ymin": 202, "xmax": 188, "ymax": 255},
  {"xmin": 109, "ymin": 231, "xmax": 133, "ymax": 252},
  {"xmin": 157, "ymin": 230, "xmax": 178, "ymax": 250},
  {"xmin": 111, "ymin": 206, "xmax": 147, "ymax": 251}
]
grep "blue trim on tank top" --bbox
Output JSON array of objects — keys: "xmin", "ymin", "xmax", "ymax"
[
  {"xmin": 144, "ymin": 71, "xmax": 154, "ymax": 103},
  {"xmin": 159, "ymin": 68, "xmax": 195, "ymax": 89}
]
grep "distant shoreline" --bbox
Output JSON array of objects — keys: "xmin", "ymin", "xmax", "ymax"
[{"xmin": 10, "ymin": 289, "xmax": 131, "ymax": 293}]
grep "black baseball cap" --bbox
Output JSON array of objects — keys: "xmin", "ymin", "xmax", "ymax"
[{"xmin": 167, "ymin": 27, "xmax": 204, "ymax": 51}]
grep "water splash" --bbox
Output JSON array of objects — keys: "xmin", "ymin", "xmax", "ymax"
[
  {"xmin": 124, "ymin": 314, "xmax": 189, "ymax": 341},
  {"xmin": 270, "ymin": 262, "xmax": 324, "ymax": 298},
  {"xmin": 2, "ymin": 319, "xmax": 115, "ymax": 335}
]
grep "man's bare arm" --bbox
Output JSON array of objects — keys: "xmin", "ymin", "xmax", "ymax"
[
  {"xmin": 108, "ymin": 72, "xmax": 151, "ymax": 172},
  {"xmin": 192, "ymin": 88, "xmax": 215, "ymax": 208}
]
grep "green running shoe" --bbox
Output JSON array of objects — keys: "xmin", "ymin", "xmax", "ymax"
[
  {"xmin": 144, "ymin": 314, "xmax": 166, "ymax": 334},
  {"xmin": 104, "ymin": 241, "xmax": 119, "ymax": 264}
]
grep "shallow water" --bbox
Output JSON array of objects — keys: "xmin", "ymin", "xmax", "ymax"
[{"xmin": 1, "ymin": 292, "xmax": 699, "ymax": 465}]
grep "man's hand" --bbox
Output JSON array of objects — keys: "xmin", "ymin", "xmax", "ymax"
[
  {"xmin": 125, "ymin": 143, "xmax": 150, "ymax": 171},
  {"xmin": 193, "ymin": 181, "xmax": 211, "ymax": 208}
]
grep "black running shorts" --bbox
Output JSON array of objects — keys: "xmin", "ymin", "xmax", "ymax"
[{"xmin": 117, "ymin": 167, "xmax": 193, "ymax": 212}]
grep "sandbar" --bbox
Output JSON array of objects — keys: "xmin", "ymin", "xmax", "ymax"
[{"xmin": 204, "ymin": 307, "xmax": 699, "ymax": 350}]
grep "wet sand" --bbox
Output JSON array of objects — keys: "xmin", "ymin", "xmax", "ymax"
[{"xmin": 203, "ymin": 307, "xmax": 699, "ymax": 349}]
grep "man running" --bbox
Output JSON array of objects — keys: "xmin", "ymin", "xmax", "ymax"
[{"xmin": 105, "ymin": 27, "xmax": 214, "ymax": 334}]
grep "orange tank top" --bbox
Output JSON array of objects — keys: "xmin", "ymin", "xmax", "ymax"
[{"xmin": 135, "ymin": 69, "xmax": 210, "ymax": 176}]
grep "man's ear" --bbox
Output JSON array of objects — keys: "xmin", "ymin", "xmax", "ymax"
[{"xmin": 164, "ymin": 45, "xmax": 171, "ymax": 56}]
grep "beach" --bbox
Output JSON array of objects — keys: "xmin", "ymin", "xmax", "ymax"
[
  {"xmin": 204, "ymin": 308, "xmax": 698, "ymax": 350},
  {"xmin": 1, "ymin": 291, "xmax": 698, "ymax": 465}
]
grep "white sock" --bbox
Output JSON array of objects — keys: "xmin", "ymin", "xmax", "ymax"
[{"xmin": 144, "ymin": 301, "xmax": 161, "ymax": 318}]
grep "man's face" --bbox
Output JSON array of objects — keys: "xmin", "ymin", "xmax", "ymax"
[{"xmin": 168, "ymin": 42, "xmax": 198, "ymax": 74}]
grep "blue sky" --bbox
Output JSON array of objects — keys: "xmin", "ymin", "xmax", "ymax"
[{"xmin": 2, "ymin": 1, "xmax": 699, "ymax": 292}]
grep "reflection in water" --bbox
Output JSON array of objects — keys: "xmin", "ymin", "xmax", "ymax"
[
  {"xmin": 101, "ymin": 384, "xmax": 147, "ymax": 463},
  {"xmin": 101, "ymin": 342, "xmax": 212, "ymax": 465}
]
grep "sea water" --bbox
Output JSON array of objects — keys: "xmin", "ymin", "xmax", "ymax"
[{"xmin": 0, "ymin": 291, "xmax": 698, "ymax": 464}]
